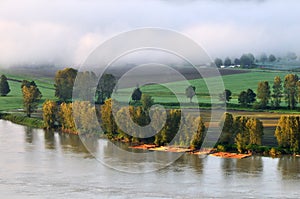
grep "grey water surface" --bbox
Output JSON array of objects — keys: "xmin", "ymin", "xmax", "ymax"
[{"xmin": 0, "ymin": 120, "xmax": 299, "ymax": 198}]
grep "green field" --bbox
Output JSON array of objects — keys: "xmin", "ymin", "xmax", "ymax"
[
  {"xmin": 116, "ymin": 69, "xmax": 292, "ymax": 106},
  {"xmin": 0, "ymin": 73, "xmax": 56, "ymax": 111},
  {"xmin": 0, "ymin": 69, "xmax": 296, "ymax": 111}
]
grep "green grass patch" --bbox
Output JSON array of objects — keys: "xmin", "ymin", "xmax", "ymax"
[
  {"xmin": 0, "ymin": 113, "xmax": 44, "ymax": 128},
  {"xmin": 121, "ymin": 70, "xmax": 293, "ymax": 108},
  {"xmin": 0, "ymin": 73, "xmax": 56, "ymax": 111}
]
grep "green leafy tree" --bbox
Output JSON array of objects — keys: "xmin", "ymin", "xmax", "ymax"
[
  {"xmin": 259, "ymin": 53, "xmax": 268, "ymax": 63},
  {"xmin": 238, "ymin": 91, "xmax": 248, "ymax": 106},
  {"xmin": 233, "ymin": 116, "xmax": 262, "ymax": 153},
  {"xmin": 269, "ymin": 54, "xmax": 276, "ymax": 62},
  {"xmin": 179, "ymin": 114, "xmax": 195, "ymax": 146},
  {"xmin": 96, "ymin": 74, "xmax": 116, "ymax": 104},
  {"xmin": 286, "ymin": 52, "xmax": 297, "ymax": 61},
  {"xmin": 246, "ymin": 89, "xmax": 256, "ymax": 104},
  {"xmin": 275, "ymin": 116, "xmax": 300, "ymax": 153},
  {"xmin": 233, "ymin": 116, "xmax": 249, "ymax": 137},
  {"xmin": 238, "ymin": 89, "xmax": 256, "ymax": 106},
  {"xmin": 129, "ymin": 106, "xmax": 151, "ymax": 142},
  {"xmin": 21, "ymin": 80, "xmax": 36, "ymax": 88},
  {"xmin": 154, "ymin": 109, "xmax": 181, "ymax": 146},
  {"xmin": 141, "ymin": 94, "xmax": 154, "ymax": 110},
  {"xmin": 152, "ymin": 108, "xmax": 167, "ymax": 146},
  {"xmin": 131, "ymin": 87, "xmax": 142, "ymax": 102},
  {"xmin": 185, "ymin": 85, "xmax": 196, "ymax": 103},
  {"xmin": 284, "ymin": 74, "xmax": 298, "ymax": 109},
  {"xmin": 272, "ymin": 76, "xmax": 282, "ymax": 108},
  {"xmin": 240, "ymin": 53, "xmax": 255, "ymax": 68},
  {"xmin": 54, "ymin": 68, "xmax": 78, "ymax": 101},
  {"xmin": 235, "ymin": 133, "xmax": 248, "ymax": 153},
  {"xmin": 190, "ymin": 116, "xmax": 206, "ymax": 150},
  {"xmin": 224, "ymin": 57, "xmax": 232, "ymax": 67},
  {"xmin": 214, "ymin": 58, "xmax": 223, "ymax": 68},
  {"xmin": 246, "ymin": 118, "xmax": 264, "ymax": 145},
  {"xmin": 218, "ymin": 113, "xmax": 235, "ymax": 144},
  {"xmin": 73, "ymin": 71, "xmax": 97, "ymax": 101},
  {"xmin": 257, "ymin": 81, "xmax": 271, "ymax": 108},
  {"xmin": 22, "ymin": 83, "xmax": 42, "ymax": 117},
  {"xmin": 0, "ymin": 75, "xmax": 10, "ymax": 96},
  {"xmin": 219, "ymin": 89, "xmax": 232, "ymax": 104},
  {"xmin": 234, "ymin": 58, "xmax": 240, "ymax": 66},
  {"xmin": 233, "ymin": 116, "xmax": 249, "ymax": 153}
]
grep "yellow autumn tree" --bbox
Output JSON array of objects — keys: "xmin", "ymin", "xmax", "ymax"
[
  {"xmin": 72, "ymin": 101, "xmax": 99, "ymax": 135},
  {"xmin": 100, "ymin": 99, "xmax": 118, "ymax": 138},
  {"xmin": 42, "ymin": 100, "xmax": 57, "ymax": 129},
  {"xmin": 22, "ymin": 84, "xmax": 42, "ymax": 117},
  {"xmin": 59, "ymin": 102, "xmax": 76, "ymax": 132}
]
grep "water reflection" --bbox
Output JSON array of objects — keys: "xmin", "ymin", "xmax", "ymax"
[
  {"xmin": 235, "ymin": 156, "xmax": 263, "ymax": 176},
  {"xmin": 24, "ymin": 126, "xmax": 34, "ymax": 144},
  {"xmin": 278, "ymin": 156, "xmax": 300, "ymax": 180},
  {"xmin": 221, "ymin": 158, "xmax": 236, "ymax": 176},
  {"xmin": 97, "ymin": 139, "xmax": 183, "ymax": 173},
  {"xmin": 172, "ymin": 154, "xmax": 204, "ymax": 174},
  {"xmin": 44, "ymin": 130, "xmax": 55, "ymax": 150},
  {"xmin": 59, "ymin": 133, "xmax": 90, "ymax": 154},
  {"xmin": 2, "ymin": 120, "xmax": 300, "ymax": 198}
]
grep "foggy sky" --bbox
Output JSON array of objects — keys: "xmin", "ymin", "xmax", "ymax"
[{"xmin": 0, "ymin": 0, "xmax": 299, "ymax": 67}]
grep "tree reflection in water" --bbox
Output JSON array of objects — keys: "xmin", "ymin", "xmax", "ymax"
[
  {"xmin": 24, "ymin": 126, "xmax": 33, "ymax": 144},
  {"xmin": 44, "ymin": 130, "xmax": 55, "ymax": 150},
  {"xmin": 278, "ymin": 156, "xmax": 300, "ymax": 180}
]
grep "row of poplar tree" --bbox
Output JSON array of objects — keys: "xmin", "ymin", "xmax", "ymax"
[
  {"xmin": 237, "ymin": 74, "xmax": 300, "ymax": 110},
  {"xmin": 43, "ymin": 99, "xmax": 206, "ymax": 150}
]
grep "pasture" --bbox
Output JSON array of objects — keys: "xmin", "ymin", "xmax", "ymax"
[
  {"xmin": 117, "ymin": 69, "xmax": 292, "ymax": 105},
  {"xmin": 0, "ymin": 73, "xmax": 56, "ymax": 111}
]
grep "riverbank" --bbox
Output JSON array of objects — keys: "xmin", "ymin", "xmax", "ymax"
[
  {"xmin": 130, "ymin": 144, "xmax": 253, "ymax": 159},
  {"xmin": 0, "ymin": 113, "xmax": 44, "ymax": 128},
  {"xmin": 0, "ymin": 112, "xmax": 80, "ymax": 135}
]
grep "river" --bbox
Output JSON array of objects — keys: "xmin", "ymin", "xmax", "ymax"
[{"xmin": 0, "ymin": 120, "xmax": 300, "ymax": 198}]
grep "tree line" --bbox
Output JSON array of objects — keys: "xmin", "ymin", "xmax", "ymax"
[
  {"xmin": 214, "ymin": 52, "xmax": 298, "ymax": 68},
  {"xmin": 219, "ymin": 73, "xmax": 300, "ymax": 110}
]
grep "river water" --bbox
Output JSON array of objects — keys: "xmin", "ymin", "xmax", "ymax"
[{"xmin": 0, "ymin": 120, "xmax": 300, "ymax": 198}]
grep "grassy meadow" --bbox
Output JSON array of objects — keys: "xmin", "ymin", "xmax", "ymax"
[
  {"xmin": 0, "ymin": 73, "xmax": 56, "ymax": 111},
  {"xmin": 116, "ymin": 69, "xmax": 292, "ymax": 106}
]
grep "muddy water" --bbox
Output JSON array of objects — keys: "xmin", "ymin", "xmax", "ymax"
[{"xmin": 0, "ymin": 120, "xmax": 300, "ymax": 198}]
